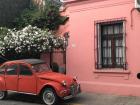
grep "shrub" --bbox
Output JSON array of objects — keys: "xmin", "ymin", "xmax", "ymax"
[
  {"xmin": 10, "ymin": 0, "xmax": 69, "ymax": 30},
  {"xmin": 0, "ymin": 25, "xmax": 67, "ymax": 57}
]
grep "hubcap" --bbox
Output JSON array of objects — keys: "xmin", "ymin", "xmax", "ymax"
[
  {"xmin": 43, "ymin": 90, "xmax": 55, "ymax": 105},
  {"xmin": 0, "ymin": 91, "xmax": 4, "ymax": 99}
]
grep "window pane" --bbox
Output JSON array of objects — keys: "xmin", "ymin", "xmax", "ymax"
[
  {"xmin": 102, "ymin": 26, "xmax": 108, "ymax": 35},
  {"xmin": 103, "ymin": 58, "xmax": 107, "ymax": 65},
  {"xmin": 103, "ymin": 40, "xmax": 107, "ymax": 47},
  {"xmin": 7, "ymin": 65, "xmax": 17, "ymax": 75},
  {"xmin": 114, "ymin": 25, "xmax": 120, "ymax": 34},
  {"xmin": 102, "ymin": 39, "xmax": 112, "ymax": 66},
  {"xmin": 115, "ymin": 40, "xmax": 123, "ymax": 65},
  {"xmin": 108, "ymin": 26, "xmax": 113, "ymax": 34},
  {"xmin": 19, "ymin": 65, "xmax": 32, "ymax": 75},
  {"xmin": 119, "ymin": 24, "xmax": 123, "ymax": 33},
  {"xmin": 0, "ymin": 65, "xmax": 6, "ymax": 74}
]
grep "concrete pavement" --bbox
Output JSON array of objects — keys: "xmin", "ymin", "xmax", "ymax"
[
  {"xmin": 1, "ymin": 92, "xmax": 140, "ymax": 105},
  {"xmin": 65, "ymin": 92, "xmax": 140, "ymax": 105}
]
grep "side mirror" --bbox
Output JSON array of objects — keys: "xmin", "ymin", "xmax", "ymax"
[{"xmin": 137, "ymin": 73, "xmax": 140, "ymax": 79}]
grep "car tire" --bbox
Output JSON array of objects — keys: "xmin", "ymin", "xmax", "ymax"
[
  {"xmin": 42, "ymin": 88, "xmax": 58, "ymax": 105},
  {"xmin": 0, "ymin": 91, "xmax": 7, "ymax": 100}
]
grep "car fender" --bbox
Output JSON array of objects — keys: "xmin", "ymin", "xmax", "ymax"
[
  {"xmin": 0, "ymin": 77, "xmax": 6, "ymax": 91},
  {"xmin": 37, "ymin": 81, "xmax": 65, "ymax": 97}
]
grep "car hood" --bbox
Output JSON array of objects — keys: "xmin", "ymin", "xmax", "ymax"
[{"xmin": 37, "ymin": 71, "xmax": 74, "ymax": 86}]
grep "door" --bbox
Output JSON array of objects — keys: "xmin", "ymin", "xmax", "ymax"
[
  {"xmin": 5, "ymin": 64, "xmax": 18, "ymax": 91},
  {"xmin": 18, "ymin": 64, "xmax": 36, "ymax": 94},
  {"xmin": 0, "ymin": 65, "xmax": 6, "ymax": 90}
]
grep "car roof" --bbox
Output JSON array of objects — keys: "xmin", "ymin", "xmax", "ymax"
[{"xmin": 5, "ymin": 59, "xmax": 46, "ymax": 65}]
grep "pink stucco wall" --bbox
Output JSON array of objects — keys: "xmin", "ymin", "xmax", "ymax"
[{"xmin": 61, "ymin": 0, "xmax": 140, "ymax": 96}]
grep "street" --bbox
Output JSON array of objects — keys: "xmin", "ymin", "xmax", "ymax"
[
  {"xmin": 0, "ymin": 92, "xmax": 83, "ymax": 105},
  {"xmin": 1, "ymin": 92, "xmax": 140, "ymax": 105}
]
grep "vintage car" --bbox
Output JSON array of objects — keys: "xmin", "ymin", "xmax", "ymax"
[{"xmin": 0, "ymin": 59, "xmax": 81, "ymax": 105}]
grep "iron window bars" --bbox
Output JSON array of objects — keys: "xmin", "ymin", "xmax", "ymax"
[{"xmin": 95, "ymin": 19, "xmax": 127, "ymax": 69}]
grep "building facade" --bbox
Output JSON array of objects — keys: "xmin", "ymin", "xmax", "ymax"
[{"xmin": 60, "ymin": 0, "xmax": 140, "ymax": 96}]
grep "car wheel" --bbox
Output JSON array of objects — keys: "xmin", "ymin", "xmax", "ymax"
[
  {"xmin": 42, "ymin": 88, "xmax": 58, "ymax": 105},
  {"xmin": 0, "ymin": 91, "xmax": 7, "ymax": 100}
]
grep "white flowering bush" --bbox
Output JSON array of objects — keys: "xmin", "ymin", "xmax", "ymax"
[{"xmin": 0, "ymin": 25, "xmax": 67, "ymax": 57}]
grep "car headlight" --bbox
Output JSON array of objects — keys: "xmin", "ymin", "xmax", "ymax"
[
  {"xmin": 61, "ymin": 80, "xmax": 67, "ymax": 86},
  {"xmin": 73, "ymin": 76, "xmax": 78, "ymax": 81}
]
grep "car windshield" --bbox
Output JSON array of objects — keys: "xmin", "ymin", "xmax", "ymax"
[{"xmin": 32, "ymin": 63, "xmax": 51, "ymax": 73}]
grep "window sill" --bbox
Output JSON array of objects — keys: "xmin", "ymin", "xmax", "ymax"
[{"xmin": 93, "ymin": 70, "xmax": 131, "ymax": 74}]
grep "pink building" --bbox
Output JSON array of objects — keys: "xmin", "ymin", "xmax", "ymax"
[{"xmin": 56, "ymin": 0, "xmax": 140, "ymax": 96}]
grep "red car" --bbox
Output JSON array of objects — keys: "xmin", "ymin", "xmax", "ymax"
[{"xmin": 0, "ymin": 59, "xmax": 81, "ymax": 105}]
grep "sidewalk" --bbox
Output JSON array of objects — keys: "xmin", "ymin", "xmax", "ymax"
[{"xmin": 63, "ymin": 92, "xmax": 140, "ymax": 105}]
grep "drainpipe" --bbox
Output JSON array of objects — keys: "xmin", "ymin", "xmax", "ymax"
[{"xmin": 63, "ymin": 32, "xmax": 69, "ymax": 74}]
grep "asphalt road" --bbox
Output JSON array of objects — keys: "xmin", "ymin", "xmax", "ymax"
[
  {"xmin": 2, "ymin": 92, "xmax": 140, "ymax": 105},
  {"xmin": 0, "ymin": 92, "xmax": 83, "ymax": 105}
]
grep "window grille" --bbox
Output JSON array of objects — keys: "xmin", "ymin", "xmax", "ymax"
[{"xmin": 95, "ymin": 20, "xmax": 127, "ymax": 69}]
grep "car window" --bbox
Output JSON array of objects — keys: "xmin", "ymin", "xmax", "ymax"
[
  {"xmin": 7, "ymin": 64, "xmax": 17, "ymax": 75},
  {"xmin": 0, "ymin": 65, "xmax": 6, "ymax": 75},
  {"xmin": 32, "ymin": 63, "xmax": 50, "ymax": 73},
  {"xmin": 19, "ymin": 64, "xmax": 32, "ymax": 76}
]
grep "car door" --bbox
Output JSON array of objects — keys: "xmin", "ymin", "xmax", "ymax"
[
  {"xmin": 5, "ymin": 64, "xmax": 18, "ymax": 91},
  {"xmin": 18, "ymin": 63, "xmax": 37, "ymax": 94},
  {"xmin": 0, "ymin": 65, "xmax": 6, "ymax": 90}
]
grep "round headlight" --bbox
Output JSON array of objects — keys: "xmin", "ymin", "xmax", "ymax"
[
  {"xmin": 61, "ymin": 80, "xmax": 67, "ymax": 86},
  {"xmin": 73, "ymin": 76, "xmax": 78, "ymax": 81}
]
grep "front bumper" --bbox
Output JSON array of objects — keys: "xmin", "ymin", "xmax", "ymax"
[{"xmin": 63, "ymin": 84, "xmax": 81, "ymax": 100}]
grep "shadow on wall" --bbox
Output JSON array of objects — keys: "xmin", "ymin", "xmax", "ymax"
[{"xmin": 51, "ymin": 62, "xmax": 65, "ymax": 74}]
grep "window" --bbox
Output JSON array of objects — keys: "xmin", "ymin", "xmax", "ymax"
[
  {"xmin": 19, "ymin": 64, "xmax": 32, "ymax": 75},
  {"xmin": 96, "ymin": 20, "xmax": 126, "ymax": 69},
  {"xmin": 7, "ymin": 64, "xmax": 17, "ymax": 75},
  {"xmin": 0, "ymin": 65, "xmax": 6, "ymax": 74},
  {"xmin": 32, "ymin": 63, "xmax": 50, "ymax": 72}
]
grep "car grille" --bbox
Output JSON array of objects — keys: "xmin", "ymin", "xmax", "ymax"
[{"xmin": 70, "ymin": 84, "xmax": 77, "ymax": 95}]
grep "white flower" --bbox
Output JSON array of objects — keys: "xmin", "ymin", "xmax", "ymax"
[{"xmin": 0, "ymin": 25, "xmax": 67, "ymax": 55}]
